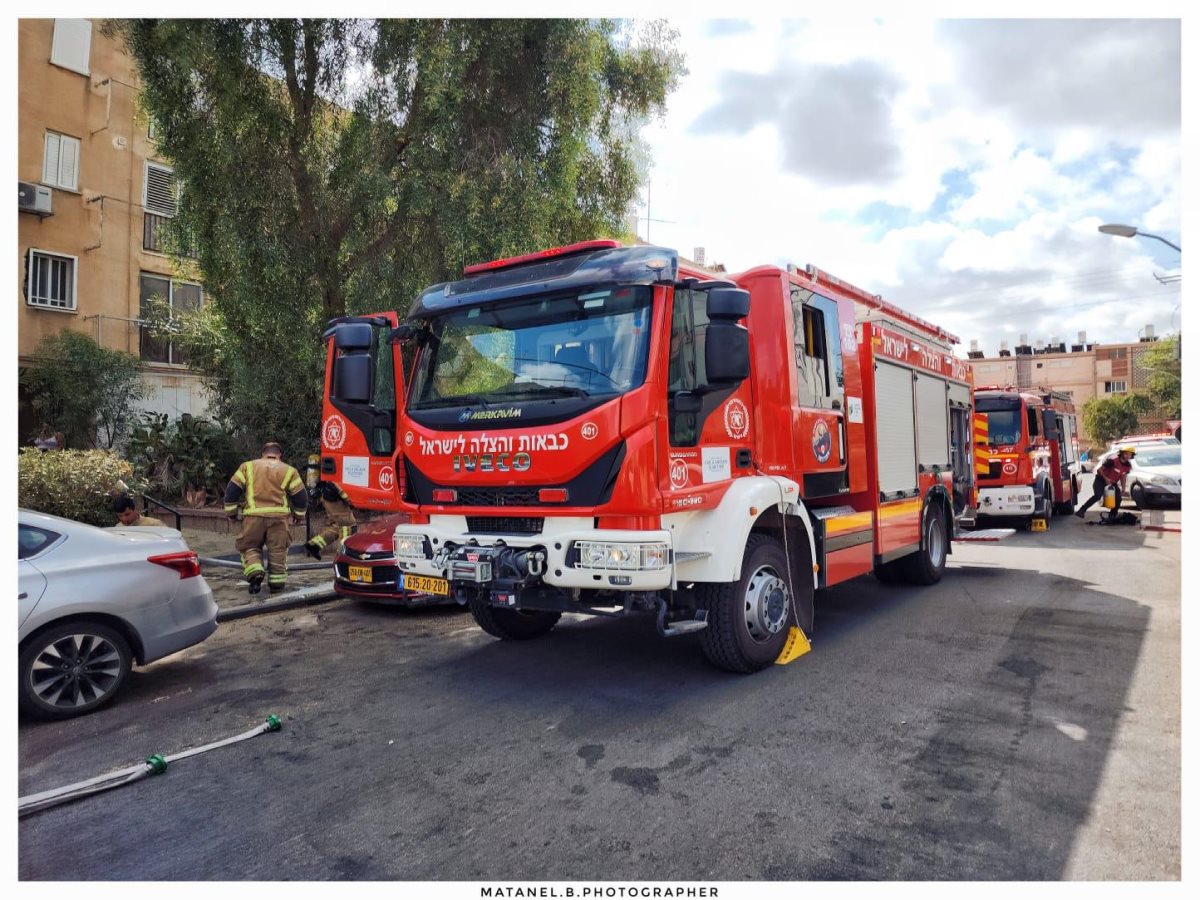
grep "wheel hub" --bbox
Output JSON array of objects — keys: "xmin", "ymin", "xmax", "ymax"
[
  {"xmin": 744, "ymin": 566, "xmax": 790, "ymax": 643},
  {"xmin": 31, "ymin": 633, "xmax": 121, "ymax": 709}
]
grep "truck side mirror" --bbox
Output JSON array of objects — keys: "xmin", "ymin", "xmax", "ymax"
[
  {"xmin": 330, "ymin": 322, "xmax": 374, "ymax": 403},
  {"xmin": 1041, "ymin": 408, "xmax": 1060, "ymax": 442},
  {"xmin": 705, "ymin": 321, "xmax": 750, "ymax": 384},
  {"xmin": 706, "ymin": 288, "xmax": 750, "ymax": 321},
  {"xmin": 333, "ymin": 322, "xmax": 373, "ymax": 351}
]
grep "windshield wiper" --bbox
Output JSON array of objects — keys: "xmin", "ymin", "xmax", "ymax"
[
  {"xmin": 490, "ymin": 384, "xmax": 590, "ymax": 400},
  {"xmin": 411, "ymin": 394, "xmax": 490, "ymax": 411}
]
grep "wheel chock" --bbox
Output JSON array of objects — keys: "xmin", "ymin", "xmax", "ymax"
[
  {"xmin": 1031, "ymin": 518, "xmax": 1048, "ymax": 532},
  {"xmin": 775, "ymin": 626, "xmax": 812, "ymax": 665}
]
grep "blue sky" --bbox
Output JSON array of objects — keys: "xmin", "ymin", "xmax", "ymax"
[{"xmin": 633, "ymin": 15, "xmax": 1183, "ymax": 354}]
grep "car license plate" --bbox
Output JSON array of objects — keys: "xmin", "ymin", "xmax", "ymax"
[
  {"xmin": 404, "ymin": 574, "xmax": 449, "ymax": 596},
  {"xmin": 348, "ymin": 565, "xmax": 372, "ymax": 583}
]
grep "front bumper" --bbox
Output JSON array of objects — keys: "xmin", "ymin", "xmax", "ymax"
[
  {"xmin": 977, "ymin": 486, "xmax": 1036, "ymax": 517},
  {"xmin": 1141, "ymin": 482, "xmax": 1181, "ymax": 498},
  {"xmin": 393, "ymin": 515, "xmax": 675, "ymax": 592}
]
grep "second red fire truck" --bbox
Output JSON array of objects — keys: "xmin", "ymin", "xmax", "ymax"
[
  {"xmin": 321, "ymin": 240, "xmax": 1003, "ymax": 672},
  {"xmin": 973, "ymin": 386, "xmax": 1080, "ymax": 527}
]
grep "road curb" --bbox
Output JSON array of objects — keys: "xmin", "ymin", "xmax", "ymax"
[{"xmin": 216, "ymin": 585, "xmax": 344, "ymax": 622}]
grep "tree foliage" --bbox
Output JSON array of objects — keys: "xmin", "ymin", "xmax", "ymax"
[
  {"xmin": 1081, "ymin": 392, "xmax": 1155, "ymax": 446},
  {"xmin": 20, "ymin": 331, "xmax": 147, "ymax": 450},
  {"xmin": 1139, "ymin": 335, "xmax": 1181, "ymax": 418},
  {"xmin": 112, "ymin": 18, "xmax": 684, "ymax": 458}
]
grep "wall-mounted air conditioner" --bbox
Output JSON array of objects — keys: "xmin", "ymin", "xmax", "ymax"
[{"xmin": 18, "ymin": 182, "xmax": 53, "ymax": 216}]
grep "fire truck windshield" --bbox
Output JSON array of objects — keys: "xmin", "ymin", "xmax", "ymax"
[
  {"xmin": 975, "ymin": 395, "xmax": 1023, "ymax": 446},
  {"xmin": 409, "ymin": 286, "xmax": 652, "ymax": 410}
]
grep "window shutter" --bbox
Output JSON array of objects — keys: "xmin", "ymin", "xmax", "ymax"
[
  {"xmin": 43, "ymin": 132, "xmax": 60, "ymax": 185},
  {"xmin": 50, "ymin": 19, "xmax": 92, "ymax": 76},
  {"xmin": 58, "ymin": 136, "xmax": 79, "ymax": 190},
  {"xmin": 145, "ymin": 163, "xmax": 177, "ymax": 216}
]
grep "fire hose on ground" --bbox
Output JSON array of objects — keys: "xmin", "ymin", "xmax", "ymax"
[{"xmin": 18, "ymin": 715, "xmax": 282, "ymax": 817}]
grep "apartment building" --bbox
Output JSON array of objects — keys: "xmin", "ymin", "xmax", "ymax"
[
  {"xmin": 17, "ymin": 18, "xmax": 209, "ymax": 444},
  {"xmin": 967, "ymin": 329, "xmax": 1175, "ymax": 448}
]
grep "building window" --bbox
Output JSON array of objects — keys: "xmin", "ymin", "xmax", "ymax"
[
  {"xmin": 42, "ymin": 131, "xmax": 81, "ymax": 191},
  {"xmin": 144, "ymin": 162, "xmax": 178, "ymax": 217},
  {"xmin": 50, "ymin": 19, "xmax": 92, "ymax": 76},
  {"xmin": 140, "ymin": 273, "xmax": 202, "ymax": 365},
  {"xmin": 1104, "ymin": 380, "xmax": 1127, "ymax": 394},
  {"xmin": 25, "ymin": 250, "xmax": 77, "ymax": 311}
]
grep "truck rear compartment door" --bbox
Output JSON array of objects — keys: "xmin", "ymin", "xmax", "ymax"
[
  {"xmin": 875, "ymin": 361, "xmax": 917, "ymax": 497},
  {"xmin": 915, "ymin": 372, "xmax": 950, "ymax": 470}
]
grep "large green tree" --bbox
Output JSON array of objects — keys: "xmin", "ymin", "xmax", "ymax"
[
  {"xmin": 1081, "ymin": 392, "xmax": 1155, "ymax": 446},
  {"xmin": 112, "ymin": 18, "xmax": 684, "ymax": 457},
  {"xmin": 1139, "ymin": 335, "xmax": 1181, "ymax": 418}
]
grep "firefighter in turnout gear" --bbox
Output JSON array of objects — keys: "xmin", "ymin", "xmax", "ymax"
[
  {"xmin": 305, "ymin": 481, "xmax": 357, "ymax": 560},
  {"xmin": 224, "ymin": 442, "xmax": 308, "ymax": 594}
]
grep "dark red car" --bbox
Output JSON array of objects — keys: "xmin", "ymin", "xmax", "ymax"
[{"xmin": 333, "ymin": 515, "xmax": 457, "ymax": 606}]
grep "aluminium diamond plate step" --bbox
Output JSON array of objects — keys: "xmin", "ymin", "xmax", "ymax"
[{"xmin": 953, "ymin": 528, "xmax": 1016, "ymax": 542}]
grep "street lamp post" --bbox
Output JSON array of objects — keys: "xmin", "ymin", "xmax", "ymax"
[{"xmin": 1098, "ymin": 223, "xmax": 1182, "ymax": 252}]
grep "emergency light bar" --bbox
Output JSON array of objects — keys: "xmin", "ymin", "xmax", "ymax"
[{"xmin": 463, "ymin": 240, "xmax": 622, "ymax": 276}]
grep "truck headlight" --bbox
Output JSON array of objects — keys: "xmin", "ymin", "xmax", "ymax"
[
  {"xmin": 574, "ymin": 541, "xmax": 669, "ymax": 571},
  {"xmin": 394, "ymin": 533, "xmax": 428, "ymax": 559}
]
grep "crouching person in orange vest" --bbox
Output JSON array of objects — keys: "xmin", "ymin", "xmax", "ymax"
[
  {"xmin": 224, "ymin": 442, "xmax": 308, "ymax": 594},
  {"xmin": 305, "ymin": 481, "xmax": 357, "ymax": 560}
]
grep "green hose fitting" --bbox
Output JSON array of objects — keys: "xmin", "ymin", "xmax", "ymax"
[
  {"xmin": 145, "ymin": 754, "xmax": 168, "ymax": 775},
  {"xmin": 265, "ymin": 714, "xmax": 282, "ymax": 732}
]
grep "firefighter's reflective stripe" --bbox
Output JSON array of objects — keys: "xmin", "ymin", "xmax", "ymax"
[
  {"xmin": 243, "ymin": 561, "xmax": 265, "ymax": 577},
  {"xmin": 244, "ymin": 506, "xmax": 292, "ymax": 517},
  {"xmin": 973, "ymin": 413, "xmax": 991, "ymax": 475},
  {"xmin": 238, "ymin": 460, "xmax": 302, "ymax": 516},
  {"xmin": 224, "ymin": 504, "xmax": 238, "ymax": 515},
  {"xmin": 310, "ymin": 535, "xmax": 328, "ymax": 549}
]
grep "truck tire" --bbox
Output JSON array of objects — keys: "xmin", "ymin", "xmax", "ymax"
[
  {"xmin": 873, "ymin": 559, "xmax": 905, "ymax": 583},
  {"xmin": 696, "ymin": 535, "xmax": 793, "ymax": 673},
  {"xmin": 467, "ymin": 594, "xmax": 561, "ymax": 640},
  {"xmin": 901, "ymin": 501, "xmax": 948, "ymax": 585},
  {"xmin": 1054, "ymin": 481, "xmax": 1077, "ymax": 516}
]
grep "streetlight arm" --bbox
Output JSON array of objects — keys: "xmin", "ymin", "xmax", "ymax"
[
  {"xmin": 1138, "ymin": 231, "xmax": 1181, "ymax": 253},
  {"xmin": 1099, "ymin": 223, "xmax": 1180, "ymax": 252}
]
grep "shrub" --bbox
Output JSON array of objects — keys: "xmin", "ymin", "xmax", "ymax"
[
  {"xmin": 127, "ymin": 413, "xmax": 239, "ymax": 505},
  {"xmin": 18, "ymin": 449, "xmax": 147, "ymax": 527},
  {"xmin": 20, "ymin": 331, "xmax": 146, "ymax": 449}
]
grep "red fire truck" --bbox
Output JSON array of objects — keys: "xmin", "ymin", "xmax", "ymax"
[
  {"xmin": 972, "ymin": 386, "xmax": 1080, "ymax": 526},
  {"xmin": 322, "ymin": 240, "xmax": 1001, "ymax": 672}
]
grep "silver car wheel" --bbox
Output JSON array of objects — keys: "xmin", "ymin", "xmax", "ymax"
[{"xmin": 30, "ymin": 631, "xmax": 126, "ymax": 710}]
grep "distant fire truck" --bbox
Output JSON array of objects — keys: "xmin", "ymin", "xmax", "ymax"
[
  {"xmin": 973, "ymin": 386, "xmax": 1080, "ymax": 526},
  {"xmin": 321, "ymin": 240, "xmax": 1004, "ymax": 672}
]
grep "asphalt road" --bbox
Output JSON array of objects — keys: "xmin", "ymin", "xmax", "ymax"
[{"xmin": 17, "ymin": 511, "xmax": 1180, "ymax": 881}]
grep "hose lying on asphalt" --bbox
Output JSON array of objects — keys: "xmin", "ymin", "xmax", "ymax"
[{"xmin": 18, "ymin": 714, "xmax": 282, "ymax": 817}]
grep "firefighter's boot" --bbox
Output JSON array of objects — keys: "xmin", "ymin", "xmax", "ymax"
[
  {"xmin": 248, "ymin": 572, "xmax": 264, "ymax": 595},
  {"xmin": 305, "ymin": 540, "xmax": 322, "ymax": 560}
]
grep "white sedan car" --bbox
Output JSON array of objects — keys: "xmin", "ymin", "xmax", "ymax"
[
  {"xmin": 1092, "ymin": 445, "xmax": 1182, "ymax": 509},
  {"xmin": 18, "ymin": 509, "xmax": 219, "ymax": 720}
]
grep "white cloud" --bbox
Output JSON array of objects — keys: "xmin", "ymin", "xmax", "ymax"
[{"xmin": 637, "ymin": 17, "xmax": 1182, "ymax": 348}]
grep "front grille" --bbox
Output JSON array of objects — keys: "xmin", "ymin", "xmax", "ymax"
[
  {"xmin": 339, "ymin": 548, "xmax": 394, "ymax": 561},
  {"xmin": 455, "ymin": 487, "xmax": 542, "ymax": 506},
  {"xmin": 466, "ymin": 516, "xmax": 544, "ymax": 535}
]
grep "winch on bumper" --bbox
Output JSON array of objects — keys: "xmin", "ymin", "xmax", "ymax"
[
  {"xmin": 977, "ymin": 486, "xmax": 1036, "ymax": 516},
  {"xmin": 392, "ymin": 520, "xmax": 675, "ymax": 600}
]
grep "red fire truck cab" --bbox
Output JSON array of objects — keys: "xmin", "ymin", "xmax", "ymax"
[
  {"xmin": 323, "ymin": 241, "xmax": 994, "ymax": 672},
  {"xmin": 973, "ymin": 386, "xmax": 1080, "ymax": 525}
]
